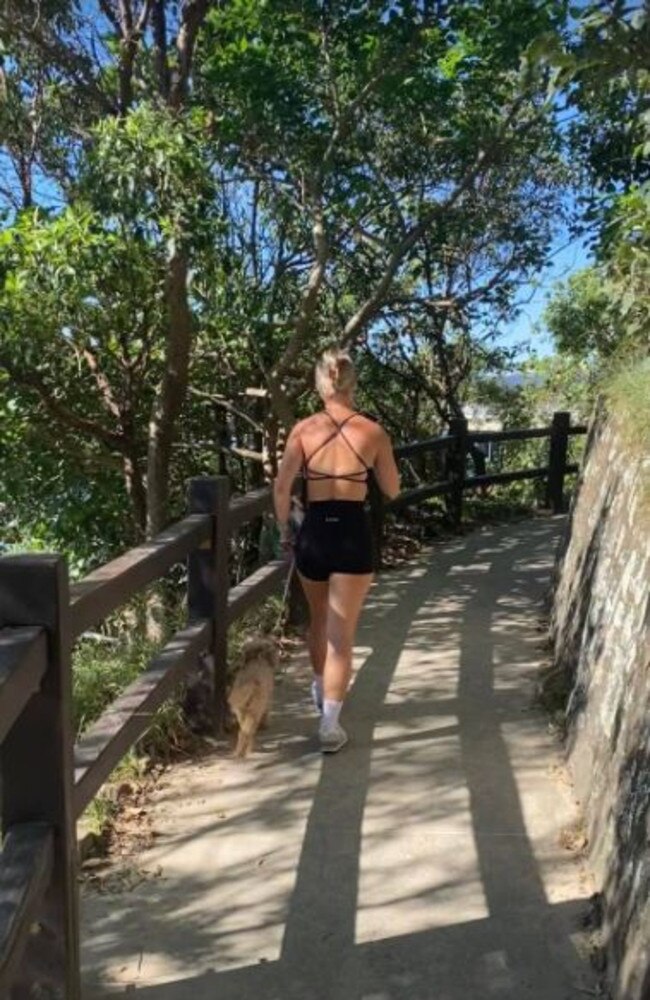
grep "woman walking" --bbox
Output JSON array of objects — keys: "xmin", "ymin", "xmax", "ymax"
[{"xmin": 273, "ymin": 348, "xmax": 400, "ymax": 752}]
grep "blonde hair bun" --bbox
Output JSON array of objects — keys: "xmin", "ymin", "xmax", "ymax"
[{"xmin": 315, "ymin": 347, "xmax": 357, "ymax": 398}]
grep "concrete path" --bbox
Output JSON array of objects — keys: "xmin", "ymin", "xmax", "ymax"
[{"xmin": 81, "ymin": 517, "xmax": 598, "ymax": 999}]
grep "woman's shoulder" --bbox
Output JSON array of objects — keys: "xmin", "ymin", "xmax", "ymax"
[
  {"xmin": 354, "ymin": 410, "xmax": 389, "ymax": 439},
  {"xmin": 355, "ymin": 409, "xmax": 380, "ymax": 427},
  {"xmin": 293, "ymin": 413, "xmax": 322, "ymax": 435},
  {"xmin": 290, "ymin": 413, "xmax": 324, "ymax": 446},
  {"xmin": 294, "ymin": 409, "xmax": 385, "ymax": 438}
]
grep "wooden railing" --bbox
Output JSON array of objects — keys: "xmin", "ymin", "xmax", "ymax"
[
  {"xmin": 0, "ymin": 476, "xmax": 286, "ymax": 998},
  {"xmin": 0, "ymin": 411, "xmax": 587, "ymax": 996},
  {"xmin": 378, "ymin": 410, "xmax": 585, "ymax": 532}
]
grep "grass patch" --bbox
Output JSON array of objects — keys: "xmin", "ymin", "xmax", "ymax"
[
  {"xmin": 605, "ymin": 356, "xmax": 650, "ymax": 510},
  {"xmin": 81, "ymin": 750, "xmax": 142, "ymax": 840},
  {"xmin": 606, "ymin": 356, "xmax": 650, "ymax": 454},
  {"xmin": 536, "ymin": 661, "xmax": 572, "ymax": 738},
  {"xmin": 74, "ymin": 633, "xmax": 195, "ymax": 853},
  {"xmin": 73, "ymin": 637, "xmax": 157, "ymax": 736}
]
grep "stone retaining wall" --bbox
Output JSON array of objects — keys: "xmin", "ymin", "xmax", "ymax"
[{"xmin": 551, "ymin": 410, "xmax": 649, "ymax": 1000}]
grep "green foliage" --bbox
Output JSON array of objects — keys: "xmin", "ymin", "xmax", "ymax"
[
  {"xmin": 81, "ymin": 750, "xmax": 142, "ymax": 840},
  {"xmin": 0, "ymin": 377, "xmax": 130, "ymax": 572},
  {"xmin": 0, "ymin": 101, "xmax": 229, "ymax": 555},
  {"xmin": 198, "ymin": 0, "xmax": 569, "ymax": 409},
  {"xmin": 563, "ymin": 1, "xmax": 650, "ymax": 230},
  {"xmin": 605, "ymin": 356, "xmax": 650, "ymax": 513},
  {"xmin": 521, "ymin": 353, "xmax": 597, "ymax": 424},
  {"xmin": 73, "ymin": 636, "xmax": 158, "ymax": 738},
  {"xmin": 1, "ymin": 0, "xmax": 579, "ymax": 574},
  {"xmin": 604, "ymin": 184, "xmax": 650, "ymax": 346},
  {"xmin": 467, "ymin": 364, "xmax": 588, "ymax": 508},
  {"xmin": 536, "ymin": 4, "xmax": 649, "ymax": 422},
  {"xmin": 83, "ymin": 104, "xmax": 220, "ymax": 247},
  {"xmin": 544, "ymin": 267, "xmax": 623, "ymax": 359},
  {"xmin": 544, "ymin": 184, "xmax": 650, "ymax": 372}
]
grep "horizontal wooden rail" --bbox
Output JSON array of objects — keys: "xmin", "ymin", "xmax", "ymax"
[
  {"xmin": 394, "ymin": 422, "xmax": 588, "ymax": 456},
  {"xmin": 70, "ymin": 515, "xmax": 211, "ymax": 639},
  {"xmin": 463, "ymin": 466, "xmax": 549, "ymax": 490},
  {"xmin": 227, "ymin": 560, "xmax": 289, "ymax": 624},
  {"xmin": 468, "ymin": 427, "xmax": 551, "ymax": 444},
  {"xmin": 386, "ymin": 416, "xmax": 587, "ymax": 520},
  {"xmin": 394, "ymin": 435, "xmax": 449, "ymax": 460},
  {"xmin": 0, "ymin": 628, "xmax": 47, "ymax": 744},
  {"xmin": 387, "ymin": 480, "xmax": 451, "ymax": 510},
  {"xmin": 74, "ymin": 618, "xmax": 211, "ymax": 816},
  {"xmin": 0, "ymin": 823, "xmax": 54, "ymax": 993},
  {"xmin": 229, "ymin": 486, "xmax": 273, "ymax": 531}
]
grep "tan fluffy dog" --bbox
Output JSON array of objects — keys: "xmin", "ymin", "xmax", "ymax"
[{"xmin": 228, "ymin": 636, "xmax": 277, "ymax": 757}]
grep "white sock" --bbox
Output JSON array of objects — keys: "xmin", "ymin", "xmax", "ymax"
[
  {"xmin": 322, "ymin": 698, "xmax": 343, "ymax": 730},
  {"xmin": 313, "ymin": 676, "xmax": 324, "ymax": 699}
]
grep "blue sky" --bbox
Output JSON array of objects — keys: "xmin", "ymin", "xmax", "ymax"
[{"xmin": 499, "ymin": 234, "xmax": 591, "ymax": 359}]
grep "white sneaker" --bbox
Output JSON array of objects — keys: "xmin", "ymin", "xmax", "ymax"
[
  {"xmin": 319, "ymin": 722, "xmax": 348, "ymax": 754},
  {"xmin": 311, "ymin": 679, "xmax": 323, "ymax": 715}
]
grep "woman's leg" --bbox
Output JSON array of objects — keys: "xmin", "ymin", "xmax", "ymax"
[
  {"xmin": 298, "ymin": 573, "xmax": 330, "ymax": 694},
  {"xmin": 323, "ymin": 572, "xmax": 373, "ymax": 702}
]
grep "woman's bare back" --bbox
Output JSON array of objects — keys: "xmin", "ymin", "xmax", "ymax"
[{"xmin": 298, "ymin": 409, "xmax": 384, "ymax": 502}]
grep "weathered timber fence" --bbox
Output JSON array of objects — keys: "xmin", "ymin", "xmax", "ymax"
[
  {"xmin": 0, "ymin": 476, "xmax": 287, "ymax": 998},
  {"xmin": 383, "ymin": 410, "xmax": 584, "ymax": 516},
  {"xmin": 0, "ymin": 411, "xmax": 586, "ymax": 996}
]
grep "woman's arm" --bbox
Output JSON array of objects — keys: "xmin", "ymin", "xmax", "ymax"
[
  {"xmin": 273, "ymin": 422, "xmax": 304, "ymax": 540},
  {"xmin": 374, "ymin": 426, "xmax": 400, "ymax": 500}
]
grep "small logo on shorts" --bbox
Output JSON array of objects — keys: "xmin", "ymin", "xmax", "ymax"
[{"xmin": 325, "ymin": 516, "xmax": 340, "ymax": 523}]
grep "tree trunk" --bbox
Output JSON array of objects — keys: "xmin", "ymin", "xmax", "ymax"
[
  {"xmin": 143, "ymin": 243, "xmax": 193, "ymax": 640},
  {"xmin": 265, "ymin": 371, "xmax": 296, "ymax": 431},
  {"xmin": 146, "ymin": 243, "xmax": 193, "ymax": 538},
  {"xmin": 123, "ymin": 453, "xmax": 147, "ymax": 539}
]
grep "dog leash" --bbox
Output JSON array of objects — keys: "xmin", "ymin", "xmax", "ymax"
[
  {"xmin": 274, "ymin": 556, "xmax": 296, "ymax": 636},
  {"xmin": 272, "ymin": 557, "xmax": 296, "ymax": 679}
]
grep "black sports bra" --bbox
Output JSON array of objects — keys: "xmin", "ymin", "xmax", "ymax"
[{"xmin": 302, "ymin": 411, "xmax": 370, "ymax": 485}]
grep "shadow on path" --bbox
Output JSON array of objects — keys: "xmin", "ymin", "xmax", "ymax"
[{"xmin": 82, "ymin": 518, "xmax": 596, "ymax": 1000}]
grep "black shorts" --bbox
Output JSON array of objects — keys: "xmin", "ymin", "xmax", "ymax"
[{"xmin": 294, "ymin": 500, "xmax": 374, "ymax": 581}]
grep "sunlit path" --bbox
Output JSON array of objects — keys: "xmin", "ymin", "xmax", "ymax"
[{"xmin": 81, "ymin": 517, "xmax": 598, "ymax": 999}]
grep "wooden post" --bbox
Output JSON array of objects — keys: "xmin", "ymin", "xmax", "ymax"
[
  {"xmin": 0, "ymin": 555, "xmax": 80, "ymax": 999},
  {"xmin": 188, "ymin": 476, "xmax": 231, "ymax": 735},
  {"xmin": 446, "ymin": 417, "xmax": 468, "ymax": 530},
  {"xmin": 546, "ymin": 411, "xmax": 570, "ymax": 514}
]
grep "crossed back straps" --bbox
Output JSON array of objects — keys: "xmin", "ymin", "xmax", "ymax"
[{"xmin": 302, "ymin": 411, "xmax": 370, "ymax": 485}]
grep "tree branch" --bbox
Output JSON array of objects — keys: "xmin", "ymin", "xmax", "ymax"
[
  {"xmin": 341, "ymin": 148, "xmax": 489, "ymax": 346},
  {"xmin": 0, "ymin": 354, "xmax": 129, "ymax": 453},
  {"xmin": 151, "ymin": 0, "xmax": 170, "ymax": 101},
  {"xmin": 81, "ymin": 347, "xmax": 123, "ymax": 422},
  {"xmin": 189, "ymin": 387, "xmax": 264, "ymax": 433},
  {"xmin": 170, "ymin": 0, "xmax": 212, "ymax": 110}
]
